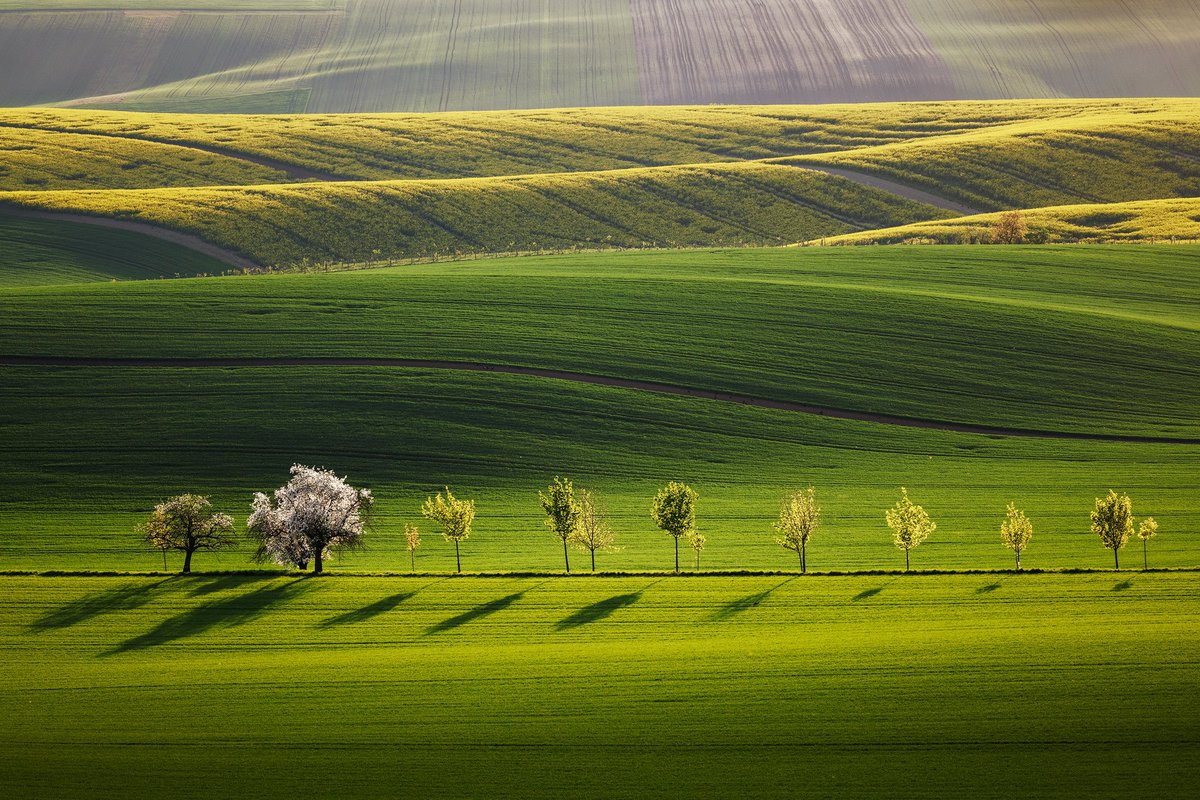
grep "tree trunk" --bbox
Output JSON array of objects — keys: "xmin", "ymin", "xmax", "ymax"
[
  {"xmin": 801, "ymin": 542, "xmax": 806, "ymax": 574},
  {"xmin": 182, "ymin": 548, "xmax": 193, "ymax": 574},
  {"xmin": 1016, "ymin": 550, "xmax": 1020, "ymax": 571},
  {"xmin": 905, "ymin": 548, "xmax": 910, "ymax": 572},
  {"xmin": 590, "ymin": 549, "xmax": 596, "ymax": 572},
  {"xmin": 313, "ymin": 548, "xmax": 323, "ymax": 574},
  {"xmin": 674, "ymin": 537, "xmax": 679, "ymax": 573},
  {"xmin": 1143, "ymin": 539, "xmax": 1148, "ymax": 571},
  {"xmin": 455, "ymin": 540, "xmax": 461, "ymax": 574},
  {"xmin": 695, "ymin": 550, "xmax": 700, "ymax": 570},
  {"xmin": 1113, "ymin": 547, "xmax": 1119, "ymax": 571},
  {"xmin": 410, "ymin": 550, "xmax": 415, "ymax": 573},
  {"xmin": 563, "ymin": 537, "xmax": 570, "ymax": 574}
]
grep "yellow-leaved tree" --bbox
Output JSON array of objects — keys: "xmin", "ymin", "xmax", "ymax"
[
  {"xmin": 774, "ymin": 487, "xmax": 820, "ymax": 573},
  {"xmin": 422, "ymin": 487, "xmax": 476, "ymax": 574},
  {"xmin": 885, "ymin": 488, "xmax": 936, "ymax": 572},
  {"xmin": 1091, "ymin": 490, "xmax": 1134, "ymax": 570},
  {"xmin": 1000, "ymin": 503, "xmax": 1033, "ymax": 570}
]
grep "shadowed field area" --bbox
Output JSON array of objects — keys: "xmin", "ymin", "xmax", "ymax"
[{"xmin": 2, "ymin": 573, "xmax": 1197, "ymax": 798}]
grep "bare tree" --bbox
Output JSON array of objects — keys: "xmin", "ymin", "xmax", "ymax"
[
  {"xmin": 139, "ymin": 494, "xmax": 236, "ymax": 573},
  {"xmin": 247, "ymin": 464, "xmax": 373, "ymax": 574},
  {"xmin": 572, "ymin": 489, "xmax": 618, "ymax": 572}
]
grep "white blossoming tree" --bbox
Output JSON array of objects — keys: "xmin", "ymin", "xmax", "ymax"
[
  {"xmin": 572, "ymin": 489, "xmax": 619, "ymax": 572},
  {"xmin": 139, "ymin": 494, "xmax": 236, "ymax": 573},
  {"xmin": 247, "ymin": 464, "xmax": 373, "ymax": 574},
  {"xmin": 999, "ymin": 503, "xmax": 1033, "ymax": 570}
]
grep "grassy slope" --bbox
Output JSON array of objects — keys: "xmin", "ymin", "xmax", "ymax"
[
  {"xmin": 790, "ymin": 110, "xmax": 1200, "ymax": 211},
  {"xmin": 815, "ymin": 198, "xmax": 1200, "ymax": 245},
  {"xmin": 0, "ymin": 124, "xmax": 291, "ymax": 191},
  {"xmin": 1, "ymin": 574, "xmax": 1197, "ymax": 799},
  {"xmin": 3, "ymin": 100, "xmax": 1171, "ymax": 181},
  {"xmin": 0, "ymin": 215, "xmax": 229, "ymax": 287},
  {"xmin": 1, "ymin": 247, "xmax": 1197, "ymax": 572},
  {"xmin": 0, "ymin": 164, "xmax": 949, "ymax": 264}
]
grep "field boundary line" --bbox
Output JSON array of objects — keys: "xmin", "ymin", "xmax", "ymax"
[
  {"xmin": 2, "ymin": 355, "xmax": 1197, "ymax": 444},
  {"xmin": 0, "ymin": 209, "xmax": 256, "ymax": 268},
  {"xmin": 4, "ymin": 567, "xmax": 1199, "ymax": 578}
]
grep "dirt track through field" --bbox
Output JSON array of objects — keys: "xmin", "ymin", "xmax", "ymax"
[
  {"xmin": 795, "ymin": 164, "xmax": 981, "ymax": 215},
  {"xmin": 2, "ymin": 355, "xmax": 1196, "ymax": 445},
  {"xmin": 0, "ymin": 209, "xmax": 256, "ymax": 268}
]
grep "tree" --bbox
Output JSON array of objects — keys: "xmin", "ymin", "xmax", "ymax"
[
  {"xmin": 1091, "ymin": 490, "xmax": 1134, "ymax": 570},
  {"xmin": 539, "ymin": 476, "xmax": 582, "ymax": 573},
  {"xmin": 139, "ymin": 494, "xmax": 236, "ymax": 573},
  {"xmin": 572, "ymin": 489, "xmax": 618, "ymax": 572},
  {"xmin": 885, "ymin": 488, "xmax": 936, "ymax": 571},
  {"xmin": 689, "ymin": 531, "xmax": 707, "ymax": 570},
  {"xmin": 999, "ymin": 503, "xmax": 1033, "ymax": 570},
  {"xmin": 774, "ymin": 486, "xmax": 820, "ymax": 573},
  {"xmin": 247, "ymin": 465, "xmax": 373, "ymax": 574},
  {"xmin": 421, "ymin": 487, "xmax": 475, "ymax": 574},
  {"xmin": 991, "ymin": 210, "xmax": 1027, "ymax": 244},
  {"xmin": 651, "ymin": 481, "xmax": 698, "ymax": 573},
  {"xmin": 405, "ymin": 524, "xmax": 421, "ymax": 573},
  {"xmin": 1138, "ymin": 517, "xmax": 1159, "ymax": 571}
]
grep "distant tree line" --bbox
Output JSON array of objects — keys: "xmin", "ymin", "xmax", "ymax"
[{"xmin": 140, "ymin": 466, "xmax": 1162, "ymax": 575}]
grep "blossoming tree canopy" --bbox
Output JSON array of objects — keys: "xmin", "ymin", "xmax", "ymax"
[{"xmin": 247, "ymin": 464, "xmax": 374, "ymax": 574}]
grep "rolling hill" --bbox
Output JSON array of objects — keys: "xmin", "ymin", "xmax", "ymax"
[{"xmin": 2, "ymin": 1, "xmax": 1200, "ymax": 112}]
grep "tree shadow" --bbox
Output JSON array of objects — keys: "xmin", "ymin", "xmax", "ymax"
[
  {"xmin": 188, "ymin": 574, "xmax": 280, "ymax": 597},
  {"xmin": 852, "ymin": 586, "xmax": 884, "ymax": 601},
  {"xmin": 557, "ymin": 592, "xmax": 641, "ymax": 630},
  {"xmin": 29, "ymin": 579, "xmax": 173, "ymax": 632},
  {"xmin": 319, "ymin": 592, "xmax": 415, "ymax": 627},
  {"xmin": 425, "ymin": 592, "xmax": 524, "ymax": 635},
  {"xmin": 107, "ymin": 579, "xmax": 312, "ymax": 654},
  {"xmin": 709, "ymin": 578, "xmax": 794, "ymax": 621},
  {"xmin": 976, "ymin": 583, "xmax": 1002, "ymax": 594},
  {"xmin": 1112, "ymin": 579, "xmax": 1134, "ymax": 591}
]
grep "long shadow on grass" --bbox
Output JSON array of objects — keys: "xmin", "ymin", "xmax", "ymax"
[
  {"xmin": 852, "ymin": 586, "xmax": 884, "ymax": 601},
  {"xmin": 710, "ymin": 578, "xmax": 795, "ymax": 621},
  {"xmin": 557, "ymin": 592, "xmax": 641, "ymax": 630},
  {"xmin": 188, "ymin": 574, "xmax": 280, "ymax": 597},
  {"xmin": 107, "ymin": 579, "xmax": 312, "ymax": 654},
  {"xmin": 319, "ymin": 592, "xmax": 416, "ymax": 627},
  {"xmin": 425, "ymin": 592, "xmax": 525, "ymax": 636},
  {"xmin": 29, "ymin": 579, "xmax": 174, "ymax": 632},
  {"xmin": 976, "ymin": 582, "xmax": 1002, "ymax": 594},
  {"xmin": 1112, "ymin": 579, "xmax": 1134, "ymax": 591}
]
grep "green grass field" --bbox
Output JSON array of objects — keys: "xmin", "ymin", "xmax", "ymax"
[
  {"xmin": 0, "ymin": 215, "xmax": 228, "ymax": 286},
  {"xmin": 1, "ymin": 573, "xmax": 1197, "ymax": 799},
  {"xmin": 2, "ymin": 245, "xmax": 1196, "ymax": 573}
]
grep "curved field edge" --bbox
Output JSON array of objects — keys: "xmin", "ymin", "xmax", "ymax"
[
  {"xmin": 2, "ymin": 245, "xmax": 1197, "ymax": 440},
  {"xmin": 1, "ymin": 574, "xmax": 1197, "ymax": 798},
  {"xmin": 0, "ymin": 214, "xmax": 230, "ymax": 287},
  {"xmin": 0, "ymin": 164, "xmax": 952, "ymax": 265},
  {"xmin": 5, "ymin": 99, "xmax": 1186, "ymax": 181},
  {"xmin": 809, "ymin": 197, "xmax": 1200, "ymax": 245}
]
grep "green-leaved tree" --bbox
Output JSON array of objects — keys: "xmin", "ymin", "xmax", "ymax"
[
  {"xmin": 1138, "ymin": 517, "xmax": 1159, "ymax": 571},
  {"xmin": 651, "ymin": 481, "xmax": 698, "ymax": 573},
  {"xmin": 422, "ymin": 487, "xmax": 476, "ymax": 573},
  {"xmin": 689, "ymin": 531, "xmax": 707, "ymax": 570},
  {"xmin": 774, "ymin": 486, "xmax": 820, "ymax": 573},
  {"xmin": 139, "ymin": 493, "xmax": 236, "ymax": 573},
  {"xmin": 885, "ymin": 488, "xmax": 935, "ymax": 571},
  {"xmin": 1000, "ymin": 503, "xmax": 1033, "ymax": 570},
  {"xmin": 1091, "ymin": 490, "xmax": 1134, "ymax": 570},
  {"xmin": 539, "ymin": 476, "xmax": 582, "ymax": 573}
]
